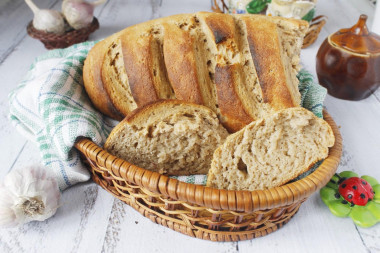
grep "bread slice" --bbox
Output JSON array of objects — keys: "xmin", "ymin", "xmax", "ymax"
[
  {"xmin": 83, "ymin": 34, "xmax": 124, "ymax": 120},
  {"xmin": 207, "ymin": 108, "xmax": 335, "ymax": 191},
  {"xmin": 197, "ymin": 12, "xmax": 256, "ymax": 132},
  {"xmin": 102, "ymin": 38, "xmax": 138, "ymax": 116},
  {"xmin": 104, "ymin": 100, "xmax": 229, "ymax": 175},
  {"xmin": 163, "ymin": 16, "xmax": 218, "ymax": 114},
  {"xmin": 120, "ymin": 24, "xmax": 175, "ymax": 107},
  {"xmin": 238, "ymin": 14, "xmax": 305, "ymax": 109}
]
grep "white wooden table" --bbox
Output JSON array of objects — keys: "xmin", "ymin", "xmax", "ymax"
[{"xmin": 0, "ymin": 0, "xmax": 379, "ymax": 252}]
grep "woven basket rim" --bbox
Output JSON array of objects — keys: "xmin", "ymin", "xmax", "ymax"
[{"xmin": 75, "ymin": 109, "xmax": 342, "ymax": 212}]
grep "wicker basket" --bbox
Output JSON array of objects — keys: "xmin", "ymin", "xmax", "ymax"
[
  {"xmin": 27, "ymin": 18, "xmax": 99, "ymax": 50},
  {"xmin": 211, "ymin": 0, "xmax": 327, "ymax": 48},
  {"xmin": 75, "ymin": 110, "xmax": 342, "ymax": 241}
]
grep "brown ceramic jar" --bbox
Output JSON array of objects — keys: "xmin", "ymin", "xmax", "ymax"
[{"xmin": 316, "ymin": 15, "xmax": 380, "ymax": 100}]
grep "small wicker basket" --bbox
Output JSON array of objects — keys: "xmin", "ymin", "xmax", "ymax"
[
  {"xmin": 211, "ymin": 0, "xmax": 327, "ymax": 48},
  {"xmin": 27, "ymin": 18, "xmax": 99, "ymax": 49},
  {"xmin": 75, "ymin": 110, "xmax": 342, "ymax": 242}
]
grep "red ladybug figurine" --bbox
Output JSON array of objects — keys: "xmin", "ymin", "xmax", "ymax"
[{"xmin": 338, "ymin": 177, "xmax": 375, "ymax": 206}]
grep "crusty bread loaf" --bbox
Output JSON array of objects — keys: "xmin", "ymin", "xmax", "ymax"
[
  {"xmin": 207, "ymin": 108, "xmax": 335, "ymax": 191},
  {"xmin": 83, "ymin": 12, "xmax": 309, "ymax": 132},
  {"xmin": 104, "ymin": 100, "xmax": 229, "ymax": 175}
]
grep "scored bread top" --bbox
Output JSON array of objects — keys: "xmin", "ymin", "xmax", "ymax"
[
  {"xmin": 241, "ymin": 15, "xmax": 296, "ymax": 109},
  {"xmin": 85, "ymin": 12, "xmax": 309, "ymax": 132},
  {"xmin": 82, "ymin": 33, "xmax": 124, "ymax": 120}
]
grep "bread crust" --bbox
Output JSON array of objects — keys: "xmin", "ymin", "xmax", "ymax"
[
  {"xmin": 163, "ymin": 21, "xmax": 204, "ymax": 105},
  {"xmin": 121, "ymin": 31, "xmax": 159, "ymax": 107},
  {"xmin": 240, "ymin": 15, "xmax": 308, "ymax": 108},
  {"xmin": 102, "ymin": 38, "xmax": 137, "ymax": 116},
  {"xmin": 83, "ymin": 35, "xmax": 124, "ymax": 120},
  {"xmin": 214, "ymin": 64, "xmax": 252, "ymax": 132},
  {"xmin": 84, "ymin": 12, "xmax": 308, "ymax": 130},
  {"xmin": 201, "ymin": 12, "xmax": 234, "ymax": 43},
  {"xmin": 241, "ymin": 15, "xmax": 296, "ymax": 109},
  {"xmin": 124, "ymin": 99, "xmax": 216, "ymax": 125}
]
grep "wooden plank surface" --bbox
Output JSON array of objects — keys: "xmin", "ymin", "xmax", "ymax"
[{"xmin": 0, "ymin": 0, "xmax": 379, "ymax": 252}]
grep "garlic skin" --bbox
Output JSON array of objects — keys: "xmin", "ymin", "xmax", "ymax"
[
  {"xmin": 25, "ymin": 0, "xmax": 65, "ymax": 34},
  {"xmin": 0, "ymin": 165, "xmax": 61, "ymax": 228},
  {"xmin": 62, "ymin": 0, "xmax": 106, "ymax": 30},
  {"xmin": 0, "ymin": 188, "xmax": 18, "ymax": 227},
  {"xmin": 33, "ymin": 10, "xmax": 65, "ymax": 34}
]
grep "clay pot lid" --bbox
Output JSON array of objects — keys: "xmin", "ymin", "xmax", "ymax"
[{"xmin": 329, "ymin": 14, "xmax": 380, "ymax": 55}]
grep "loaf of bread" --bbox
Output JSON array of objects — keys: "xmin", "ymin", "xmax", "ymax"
[
  {"xmin": 207, "ymin": 108, "xmax": 335, "ymax": 191},
  {"xmin": 104, "ymin": 100, "xmax": 229, "ymax": 175},
  {"xmin": 83, "ymin": 12, "xmax": 308, "ymax": 132}
]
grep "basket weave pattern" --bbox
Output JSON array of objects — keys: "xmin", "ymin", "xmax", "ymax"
[{"xmin": 75, "ymin": 111, "xmax": 342, "ymax": 241}]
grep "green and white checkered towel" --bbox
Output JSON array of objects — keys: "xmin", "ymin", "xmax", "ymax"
[{"xmin": 8, "ymin": 41, "xmax": 327, "ymax": 191}]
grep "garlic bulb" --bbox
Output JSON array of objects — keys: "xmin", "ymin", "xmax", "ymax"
[
  {"xmin": 62, "ymin": 0, "xmax": 106, "ymax": 30},
  {"xmin": 0, "ymin": 165, "xmax": 60, "ymax": 228},
  {"xmin": 25, "ymin": 0, "xmax": 65, "ymax": 34}
]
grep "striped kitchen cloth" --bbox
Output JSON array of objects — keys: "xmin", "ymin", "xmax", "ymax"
[
  {"xmin": 8, "ymin": 41, "xmax": 326, "ymax": 190},
  {"xmin": 8, "ymin": 41, "xmax": 116, "ymax": 191}
]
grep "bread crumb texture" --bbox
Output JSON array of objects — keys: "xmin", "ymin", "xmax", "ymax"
[
  {"xmin": 207, "ymin": 107, "xmax": 335, "ymax": 191},
  {"xmin": 104, "ymin": 100, "xmax": 229, "ymax": 175}
]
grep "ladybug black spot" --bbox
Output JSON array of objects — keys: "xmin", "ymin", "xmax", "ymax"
[
  {"xmin": 360, "ymin": 193, "xmax": 366, "ymax": 199},
  {"xmin": 362, "ymin": 181, "xmax": 367, "ymax": 185},
  {"xmin": 342, "ymin": 184, "xmax": 346, "ymax": 188},
  {"xmin": 353, "ymin": 185, "xmax": 357, "ymax": 190},
  {"xmin": 334, "ymin": 193, "xmax": 340, "ymax": 199},
  {"xmin": 342, "ymin": 200, "xmax": 348, "ymax": 204},
  {"xmin": 347, "ymin": 194, "xmax": 352, "ymax": 199}
]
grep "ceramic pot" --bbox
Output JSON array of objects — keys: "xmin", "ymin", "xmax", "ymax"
[{"xmin": 316, "ymin": 15, "xmax": 380, "ymax": 101}]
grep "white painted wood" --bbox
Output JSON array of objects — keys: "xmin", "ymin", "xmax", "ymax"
[
  {"xmin": 159, "ymin": 0, "xmax": 211, "ymax": 16},
  {"xmin": 0, "ymin": 0, "xmax": 58, "ymax": 62},
  {"xmin": 0, "ymin": 0, "xmax": 379, "ymax": 252},
  {"xmin": 0, "ymin": 142, "xmax": 116, "ymax": 253},
  {"xmin": 316, "ymin": 0, "xmax": 374, "ymax": 35},
  {"xmin": 239, "ymin": 195, "xmax": 368, "ymax": 253},
  {"xmin": 0, "ymin": 0, "xmax": 61, "ymax": 178},
  {"xmin": 373, "ymin": 2, "xmax": 380, "ymax": 33},
  {"xmin": 101, "ymin": 199, "xmax": 239, "ymax": 253},
  {"xmin": 345, "ymin": 0, "xmax": 375, "ymax": 26},
  {"xmin": 300, "ymin": 1, "xmax": 380, "ymax": 251},
  {"xmin": 90, "ymin": 0, "xmax": 159, "ymax": 41}
]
